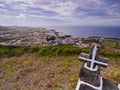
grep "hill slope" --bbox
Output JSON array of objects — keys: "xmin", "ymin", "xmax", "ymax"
[
  {"xmin": 0, "ymin": 53, "xmax": 120, "ymax": 90},
  {"xmin": 0, "ymin": 25, "xmax": 9, "ymax": 31}
]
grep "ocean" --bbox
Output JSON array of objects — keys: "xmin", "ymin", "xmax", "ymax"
[{"xmin": 49, "ymin": 26, "xmax": 120, "ymax": 38}]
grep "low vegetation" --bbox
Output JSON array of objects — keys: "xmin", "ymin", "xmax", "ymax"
[
  {"xmin": 0, "ymin": 38, "xmax": 11, "ymax": 42},
  {"xmin": 0, "ymin": 55, "xmax": 80, "ymax": 90},
  {"xmin": 0, "ymin": 45, "xmax": 89, "ymax": 58},
  {"xmin": 103, "ymin": 40, "xmax": 117, "ymax": 47},
  {"xmin": 0, "ymin": 45, "xmax": 120, "ymax": 90},
  {"xmin": 0, "ymin": 45, "xmax": 120, "ymax": 58}
]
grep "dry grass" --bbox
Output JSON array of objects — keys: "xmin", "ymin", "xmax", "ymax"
[
  {"xmin": 0, "ymin": 53, "xmax": 120, "ymax": 90},
  {"xmin": 0, "ymin": 54, "xmax": 80, "ymax": 90}
]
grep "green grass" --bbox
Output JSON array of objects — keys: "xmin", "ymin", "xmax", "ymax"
[
  {"xmin": 103, "ymin": 40, "xmax": 117, "ymax": 47},
  {"xmin": 0, "ymin": 54, "xmax": 119, "ymax": 90},
  {"xmin": 0, "ymin": 55, "xmax": 80, "ymax": 90},
  {"xmin": 0, "ymin": 45, "xmax": 89, "ymax": 58},
  {"xmin": 0, "ymin": 45, "xmax": 29, "ymax": 57},
  {"xmin": 0, "ymin": 45, "xmax": 120, "ymax": 59},
  {"xmin": 0, "ymin": 45, "xmax": 120, "ymax": 89}
]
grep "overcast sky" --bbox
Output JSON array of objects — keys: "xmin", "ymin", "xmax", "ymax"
[{"xmin": 0, "ymin": 0, "xmax": 120, "ymax": 27}]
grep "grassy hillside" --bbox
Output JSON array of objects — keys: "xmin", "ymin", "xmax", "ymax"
[
  {"xmin": 0, "ymin": 45, "xmax": 120, "ymax": 58},
  {"xmin": 0, "ymin": 25, "xmax": 9, "ymax": 31},
  {"xmin": 103, "ymin": 40, "xmax": 117, "ymax": 47},
  {"xmin": 0, "ymin": 45, "xmax": 89, "ymax": 58},
  {"xmin": 0, "ymin": 45, "xmax": 120, "ymax": 90}
]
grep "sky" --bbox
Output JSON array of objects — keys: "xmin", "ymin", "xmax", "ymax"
[{"xmin": 0, "ymin": 0, "xmax": 120, "ymax": 27}]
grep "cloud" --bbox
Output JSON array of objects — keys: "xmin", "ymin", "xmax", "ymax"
[
  {"xmin": 16, "ymin": 13, "xmax": 26, "ymax": 19},
  {"xmin": 0, "ymin": 0, "xmax": 120, "ymax": 26},
  {"xmin": 12, "ymin": 3, "xmax": 28, "ymax": 12},
  {"xmin": 2, "ymin": 0, "xmax": 120, "ymax": 18},
  {"xmin": 0, "ymin": 3, "xmax": 5, "ymax": 8},
  {"xmin": 0, "ymin": 8, "xmax": 7, "ymax": 14}
]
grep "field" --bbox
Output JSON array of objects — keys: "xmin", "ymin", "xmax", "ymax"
[
  {"xmin": 0, "ymin": 45, "xmax": 120, "ymax": 90},
  {"xmin": 103, "ymin": 40, "xmax": 117, "ymax": 47}
]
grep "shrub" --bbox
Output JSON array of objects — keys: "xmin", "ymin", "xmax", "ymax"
[
  {"xmin": 29, "ymin": 45, "xmax": 39, "ymax": 53},
  {"xmin": 37, "ymin": 45, "xmax": 83, "ymax": 56},
  {"xmin": 0, "ymin": 45, "xmax": 119, "ymax": 59}
]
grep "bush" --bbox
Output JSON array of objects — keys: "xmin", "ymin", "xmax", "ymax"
[
  {"xmin": 37, "ymin": 46, "xmax": 83, "ymax": 56},
  {"xmin": 0, "ymin": 48, "xmax": 10, "ymax": 57},
  {"xmin": 100, "ymin": 50, "xmax": 120, "ymax": 58},
  {"xmin": 0, "ymin": 45, "xmax": 119, "ymax": 59},
  {"xmin": 0, "ymin": 45, "xmax": 29, "ymax": 58},
  {"xmin": 103, "ymin": 40, "xmax": 117, "ymax": 47},
  {"xmin": 29, "ymin": 46, "xmax": 39, "ymax": 53}
]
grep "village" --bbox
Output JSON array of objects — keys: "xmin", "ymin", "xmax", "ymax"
[
  {"xmin": 0, "ymin": 29, "xmax": 91, "ymax": 48},
  {"xmin": 0, "ymin": 26, "xmax": 120, "ymax": 49}
]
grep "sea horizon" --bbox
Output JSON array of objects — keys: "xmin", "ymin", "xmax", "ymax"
[{"xmin": 48, "ymin": 26, "xmax": 120, "ymax": 39}]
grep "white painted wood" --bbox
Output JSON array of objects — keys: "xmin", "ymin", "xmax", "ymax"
[
  {"xmin": 84, "ymin": 63, "xmax": 98, "ymax": 71},
  {"xmin": 76, "ymin": 79, "xmax": 81, "ymax": 90},
  {"xmin": 76, "ymin": 77, "xmax": 103, "ymax": 90},
  {"xmin": 79, "ymin": 45, "xmax": 108, "ymax": 71},
  {"xmin": 79, "ymin": 56, "xmax": 108, "ymax": 66},
  {"xmin": 118, "ymin": 84, "xmax": 120, "ymax": 90}
]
